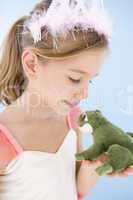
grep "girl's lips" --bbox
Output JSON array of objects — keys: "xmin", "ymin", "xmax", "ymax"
[{"xmin": 64, "ymin": 100, "xmax": 80, "ymax": 108}]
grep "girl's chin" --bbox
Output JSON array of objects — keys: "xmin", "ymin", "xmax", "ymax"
[
  {"xmin": 55, "ymin": 103, "xmax": 71, "ymax": 116},
  {"xmin": 52, "ymin": 101, "xmax": 74, "ymax": 117}
]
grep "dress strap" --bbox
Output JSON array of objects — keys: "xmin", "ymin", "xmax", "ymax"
[
  {"xmin": 0, "ymin": 123, "xmax": 23, "ymax": 154},
  {"xmin": 66, "ymin": 106, "xmax": 81, "ymax": 129}
]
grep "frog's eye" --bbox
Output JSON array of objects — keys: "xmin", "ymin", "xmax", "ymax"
[
  {"xmin": 81, "ymin": 112, "xmax": 88, "ymax": 122},
  {"xmin": 81, "ymin": 112, "xmax": 86, "ymax": 120}
]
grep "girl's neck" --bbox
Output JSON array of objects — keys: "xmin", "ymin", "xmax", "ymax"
[{"xmin": 5, "ymin": 90, "xmax": 65, "ymax": 124}]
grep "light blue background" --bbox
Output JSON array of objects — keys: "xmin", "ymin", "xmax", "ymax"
[{"xmin": 0, "ymin": 1, "xmax": 133, "ymax": 199}]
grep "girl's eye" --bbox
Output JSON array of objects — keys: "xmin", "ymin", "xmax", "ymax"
[
  {"xmin": 69, "ymin": 77, "xmax": 94, "ymax": 84},
  {"xmin": 68, "ymin": 77, "xmax": 81, "ymax": 83}
]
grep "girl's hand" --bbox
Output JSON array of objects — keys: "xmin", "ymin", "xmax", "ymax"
[
  {"xmin": 79, "ymin": 154, "xmax": 107, "ymax": 172},
  {"xmin": 80, "ymin": 153, "xmax": 133, "ymax": 177},
  {"xmin": 97, "ymin": 153, "xmax": 133, "ymax": 177}
]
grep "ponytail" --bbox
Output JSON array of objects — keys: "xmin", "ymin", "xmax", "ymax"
[{"xmin": 0, "ymin": 16, "xmax": 28, "ymax": 106}]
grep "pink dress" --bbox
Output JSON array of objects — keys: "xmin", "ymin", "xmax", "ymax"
[{"xmin": 0, "ymin": 106, "xmax": 83, "ymax": 200}]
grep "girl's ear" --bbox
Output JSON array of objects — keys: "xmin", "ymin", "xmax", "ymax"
[{"xmin": 21, "ymin": 49, "xmax": 39, "ymax": 79}]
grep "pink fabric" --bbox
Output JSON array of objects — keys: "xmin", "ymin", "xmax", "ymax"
[
  {"xmin": 77, "ymin": 192, "xmax": 83, "ymax": 200},
  {"xmin": 67, "ymin": 106, "xmax": 81, "ymax": 129},
  {"xmin": 0, "ymin": 129, "xmax": 17, "ymax": 166},
  {"xmin": 0, "ymin": 123, "xmax": 23, "ymax": 154},
  {"xmin": 0, "ymin": 124, "xmax": 23, "ymax": 167}
]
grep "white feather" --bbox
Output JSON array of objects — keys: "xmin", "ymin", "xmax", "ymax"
[{"xmin": 24, "ymin": 0, "xmax": 113, "ymax": 44}]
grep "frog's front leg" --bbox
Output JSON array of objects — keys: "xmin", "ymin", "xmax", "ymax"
[{"xmin": 75, "ymin": 143, "xmax": 104, "ymax": 161}]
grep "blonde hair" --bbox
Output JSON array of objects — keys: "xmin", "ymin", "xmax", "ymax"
[{"xmin": 0, "ymin": 0, "xmax": 109, "ymax": 106}]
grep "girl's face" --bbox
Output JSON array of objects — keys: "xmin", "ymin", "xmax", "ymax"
[{"xmin": 23, "ymin": 49, "xmax": 107, "ymax": 116}]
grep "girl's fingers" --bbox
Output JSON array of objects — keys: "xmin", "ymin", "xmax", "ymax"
[
  {"xmin": 79, "ymin": 159, "xmax": 133, "ymax": 177},
  {"xmin": 79, "ymin": 159, "xmax": 133, "ymax": 176},
  {"xmin": 107, "ymin": 173, "xmax": 128, "ymax": 177},
  {"xmin": 123, "ymin": 167, "xmax": 133, "ymax": 175},
  {"xmin": 81, "ymin": 159, "xmax": 102, "ymax": 171},
  {"xmin": 107, "ymin": 169, "xmax": 129, "ymax": 177},
  {"xmin": 107, "ymin": 173, "xmax": 118, "ymax": 177}
]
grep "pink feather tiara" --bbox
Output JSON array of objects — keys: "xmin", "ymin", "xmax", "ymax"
[{"xmin": 24, "ymin": 0, "xmax": 113, "ymax": 45}]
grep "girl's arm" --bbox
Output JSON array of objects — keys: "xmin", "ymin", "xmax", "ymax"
[
  {"xmin": 69, "ymin": 106, "xmax": 103, "ymax": 199},
  {"xmin": 76, "ymin": 158, "xmax": 102, "ymax": 199},
  {"xmin": 75, "ymin": 127, "xmax": 103, "ymax": 199}
]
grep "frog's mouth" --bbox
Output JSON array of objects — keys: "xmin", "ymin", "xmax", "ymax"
[
  {"xmin": 81, "ymin": 112, "xmax": 88, "ymax": 123},
  {"xmin": 87, "ymin": 123, "xmax": 93, "ymax": 134}
]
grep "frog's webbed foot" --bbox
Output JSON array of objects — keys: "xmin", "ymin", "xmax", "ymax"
[{"xmin": 95, "ymin": 162, "xmax": 113, "ymax": 176}]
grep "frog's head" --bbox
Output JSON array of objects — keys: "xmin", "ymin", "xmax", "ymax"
[
  {"xmin": 78, "ymin": 111, "xmax": 89, "ymax": 127},
  {"xmin": 78, "ymin": 109, "xmax": 106, "ymax": 130}
]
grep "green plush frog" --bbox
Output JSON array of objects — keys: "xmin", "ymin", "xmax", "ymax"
[{"xmin": 75, "ymin": 110, "xmax": 133, "ymax": 176}]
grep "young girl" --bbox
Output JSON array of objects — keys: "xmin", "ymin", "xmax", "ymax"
[{"xmin": 0, "ymin": 0, "xmax": 133, "ymax": 200}]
